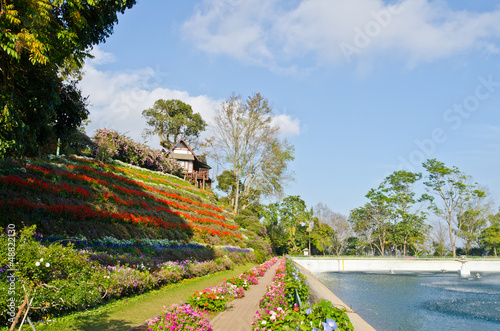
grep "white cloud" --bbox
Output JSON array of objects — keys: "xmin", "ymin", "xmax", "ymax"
[
  {"xmin": 182, "ymin": 0, "xmax": 500, "ymax": 70},
  {"xmin": 79, "ymin": 47, "xmax": 218, "ymax": 149},
  {"xmin": 271, "ymin": 114, "xmax": 301, "ymax": 137},
  {"xmin": 79, "ymin": 47, "xmax": 301, "ymax": 148},
  {"xmin": 87, "ymin": 46, "xmax": 116, "ymax": 65}
]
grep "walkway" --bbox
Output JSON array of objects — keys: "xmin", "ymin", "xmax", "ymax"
[{"xmin": 210, "ymin": 262, "xmax": 280, "ymax": 331}]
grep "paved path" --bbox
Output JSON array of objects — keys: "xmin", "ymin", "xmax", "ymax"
[{"xmin": 210, "ymin": 262, "xmax": 280, "ymax": 331}]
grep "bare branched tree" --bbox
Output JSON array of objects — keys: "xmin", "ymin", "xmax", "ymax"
[
  {"xmin": 315, "ymin": 203, "xmax": 352, "ymax": 255},
  {"xmin": 204, "ymin": 93, "xmax": 294, "ymax": 213}
]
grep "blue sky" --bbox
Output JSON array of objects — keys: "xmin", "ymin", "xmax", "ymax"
[{"xmin": 80, "ymin": 0, "xmax": 500, "ymax": 216}]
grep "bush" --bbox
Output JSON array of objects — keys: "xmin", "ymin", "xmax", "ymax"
[
  {"xmin": 0, "ymin": 226, "xmax": 107, "ymax": 326},
  {"xmin": 92, "ymin": 128, "xmax": 183, "ymax": 176}
]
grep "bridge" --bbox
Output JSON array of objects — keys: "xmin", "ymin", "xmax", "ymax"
[{"xmin": 292, "ymin": 257, "xmax": 500, "ymax": 277}]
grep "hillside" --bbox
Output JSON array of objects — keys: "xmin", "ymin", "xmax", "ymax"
[
  {"xmin": 0, "ymin": 154, "xmax": 273, "ymax": 265},
  {"xmin": 1, "ymin": 155, "xmax": 273, "ymax": 327}
]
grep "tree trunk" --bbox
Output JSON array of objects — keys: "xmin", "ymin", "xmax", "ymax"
[
  {"xmin": 234, "ymin": 173, "xmax": 240, "ymax": 214},
  {"xmin": 9, "ymin": 294, "xmax": 28, "ymax": 331},
  {"xmin": 448, "ymin": 213, "xmax": 456, "ymax": 257}
]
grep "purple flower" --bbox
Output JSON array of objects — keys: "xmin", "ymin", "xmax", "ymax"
[{"xmin": 322, "ymin": 318, "xmax": 338, "ymax": 331}]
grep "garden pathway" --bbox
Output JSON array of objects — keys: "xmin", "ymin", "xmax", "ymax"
[{"xmin": 210, "ymin": 261, "xmax": 280, "ymax": 331}]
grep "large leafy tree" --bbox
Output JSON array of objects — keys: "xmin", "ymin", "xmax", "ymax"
[
  {"xmin": 379, "ymin": 170, "xmax": 429, "ymax": 256},
  {"xmin": 0, "ymin": 0, "xmax": 136, "ymax": 157},
  {"xmin": 458, "ymin": 188, "xmax": 490, "ymax": 254},
  {"xmin": 142, "ymin": 99, "xmax": 207, "ymax": 149},
  {"xmin": 423, "ymin": 159, "xmax": 486, "ymax": 257},
  {"xmin": 349, "ymin": 206, "xmax": 375, "ymax": 255},
  {"xmin": 204, "ymin": 93, "xmax": 294, "ymax": 213},
  {"xmin": 261, "ymin": 195, "xmax": 309, "ymax": 254},
  {"xmin": 479, "ymin": 208, "xmax": 500, "ymax": 256},
  {"xmin": 309, "ymin": 217, "xmax": 335, "ymax": 255}
]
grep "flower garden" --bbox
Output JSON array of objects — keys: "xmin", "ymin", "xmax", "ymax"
[
  {"xmin": 252, "ymin": 258, "xmax": 353, "ymax": 331},
  {"xmin": 0, "ymin": 152, "xmax": 272, "ymax": 329},
  {"xmin": 0, "ymin": 150, "xmax": 351, "ymax": 330}
]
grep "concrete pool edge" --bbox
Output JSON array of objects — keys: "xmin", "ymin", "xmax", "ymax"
[{"xmin": 292, "ymin": 261, "xmax": 377, "ymax": 331}]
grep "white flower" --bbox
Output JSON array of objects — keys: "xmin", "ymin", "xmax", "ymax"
[
  {"xmin": 35, "ymin": 262, "xmax": 40, "ymax": 267},
  {"xmin": 45, "ymin": 263, "xmax": 50, "ymax": 268},
  {"xmin": 40, "ymin": 258, "xmax": 43, "ymax": 262},
  {"xmin": 261, "ymin": 320, "xmax": 267, "ymax": 325}
]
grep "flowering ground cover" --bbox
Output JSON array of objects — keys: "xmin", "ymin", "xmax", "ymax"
[
  {"xmin": 0, "ymin": 226, "xmax": 261, "ymax": 329},
  {"xmin": 145, "ymin": 257, "xmax": 279, "ymax": 330},
  {"xmin": 252, "ymin": 258, "xmax": 353, "ymax": 331}
]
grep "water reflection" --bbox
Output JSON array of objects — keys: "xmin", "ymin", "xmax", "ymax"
[{"xmin": 313, "ymin": 271, "xmax": 500, "ymax": 331}]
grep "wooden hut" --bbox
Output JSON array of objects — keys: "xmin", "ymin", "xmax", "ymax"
[{"xmin": 166, "ymin": 139, "xmax": 212, "ymax": 190}]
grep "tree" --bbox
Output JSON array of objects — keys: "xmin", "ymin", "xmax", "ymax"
[
  {"xmin": 378, "ymin": 170, "xmax": 429, "ymax": 256},
  {"xmin": 364, "ymin": 188, "xmax": 393, "ymax": 256},
  {"xmin": 480, "ymin": 226, "xmax": 500, "ymax": 256},
  {"xmin": 216, "ymin": 170, "xmax": 261, "ymax": 212},
  {"xmin": 315, "ymin": 203, "xmax": 351, "ymax": 256},
  {"xmin": 479, "ymin": 208, "xmax": 500, "ymax": 256},
  {"xmin": 458, "ymin": 189, "xmax": 490, "ymax": 255},
  {"xmin": 204, "ymin": 93, "xmax": 294, "ymax": 213},
  {"xmin": 0, "ymin": 0, "xmax": 136, "ymax": 157},
  {"xmin": 309, "ymin": 218, "xmax": 335, "ymax": 255},
  {"xmin": 423, "ymin": 159, "xmax": 486, "ymax": 257},
  {"xmin": 142, "ymin": 99, "xmax": 207, "ymax": 149},
  {"xmin": 261, "ymin": 195, "xmax": 309, "ymax": 255},
  {"xmin": 431, "ymin": 221, "xmax": 449, "ymax": 256},
  {"xmin": 349, "ymin": 206, "xmax": 375, "ymax": 256}
]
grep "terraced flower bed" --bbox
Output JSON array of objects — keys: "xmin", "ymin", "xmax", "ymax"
[{"xmin": 0, "ymin": 156, "xmax": 242, "ymax": 245}]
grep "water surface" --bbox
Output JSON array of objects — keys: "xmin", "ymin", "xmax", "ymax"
[{"xmin": 313, "ymin": 271, "xmax": 500, "ymax": 331}]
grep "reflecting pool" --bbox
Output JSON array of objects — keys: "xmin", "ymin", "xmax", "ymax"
[{"xmin": 313, "ymin": 271, "xmax": 500, "ymax": 331}]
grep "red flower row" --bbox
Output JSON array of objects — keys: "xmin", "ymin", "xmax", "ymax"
[
  {"xmin": 67, "ymin": 164, "xmax": 223, "ymax": 213},
  {"xmin": 68, "ymin": 155, "xmax": 214, "ymax": 196},
  {"xmin": 0, "ymin": 175, "xmax": 90, "ymax": 198},
  {"xmin": 0, "ymin": 198, "xmax": 243, "ymax": 239},
  {"xmin": 25, "ymin": 165, "xmax": 233, "ymax": 227},
  {"xmin": 61, "ymin": 172, "xmax": 237, "ymax": 230}
]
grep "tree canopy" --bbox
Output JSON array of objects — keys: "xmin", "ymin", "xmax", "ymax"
[
  {"xmin": 0, "ymin": 0, "xmax": 136, "ymax": 157},
  {"xmin": 142, "ymin": 99, "xmax": 207, "ymax": 150}
]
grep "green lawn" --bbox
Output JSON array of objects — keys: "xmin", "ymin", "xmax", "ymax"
[{"xmin": 10, "ymin": 263, "xmax": 255, "ymax": 331}]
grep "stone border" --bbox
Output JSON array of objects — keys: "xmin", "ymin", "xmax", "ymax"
[{"xmin": 293, "ymin": 261, "xmax": 377, "ymax": 331}]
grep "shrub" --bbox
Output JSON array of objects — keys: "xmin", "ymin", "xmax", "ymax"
[
  {"xmin": 92, "ymin": 128, "xmax": 183, "ymax": 176},
  {"xmin": 0, "ymin": 226, "xmax": 107, "ymax": 327}
]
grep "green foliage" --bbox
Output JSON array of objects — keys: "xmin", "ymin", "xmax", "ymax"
[
  {"xmin": 262, "ymin": 196, "xmax": 310, "ymax": 255},
  {"xmin": 0, "ymin": 0, "xmax": 136, "ymax": 157},
  {"xmin": 0, "ymin": 226, "xmax": 106, "ymax": 326},
  {"xmin": 187, "ymin": 290, "xmax": 228, "ymax": 312},
  {"xmin": 309, "ymin": 218, "xmax": 335, "ymax": 255},
  {"xmin": 480, "ymin": 226, "xmax": 500, "ymax": 256},
  {"xmin": 304, "ymin": 300, "xmax": 354, "ymax": 331},
  {"xmin": 142, "ymin": 99, "xmax": 207, "ymax": 149},
  {"xmin": 423, "ymin": 158, "xmax": 486, "ymax": 257},
  {"xmin": 284, "ymin": 259, "xmax": 309, "ymax": 307}
]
